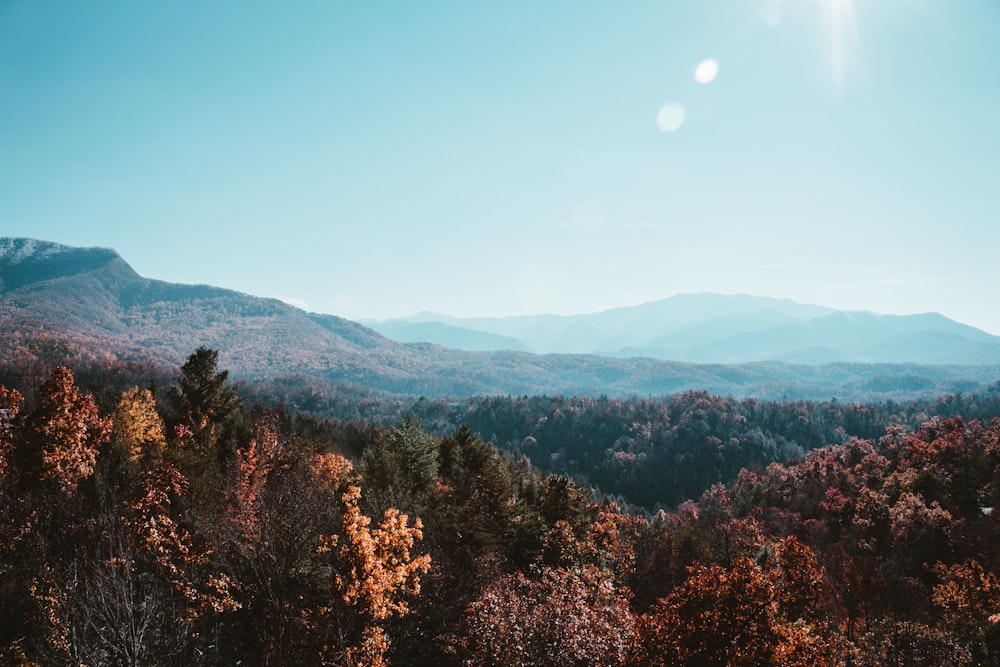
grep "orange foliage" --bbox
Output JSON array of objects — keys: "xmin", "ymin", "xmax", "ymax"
[
  {"xmin": 585, "ymin": 503, "xmax": 641, "ymax": 579},
  {"xmin": 229, "ymin": 418, "xmax": 281, "ymax": 541},
  {"xmin": 310, "ymin": 451, "xmax": 354, "ymax": 491},
  {"xmin": 333, "ymin": 485, "xmax": 431, "ymax": 621},
  {"xmin": 638, "ymin": 548, "xmax": 836, "ymax": 667},
  {"xmin": 639, "ymin": 557, "xmax": 777, "ymax": 667},
  {"xmin": 112, "ymin": 386, "xmax": 166, "ymax": 466},
  {"xmin": 317, "ymin": 484, "xmax": 431, "ymax": 666},
  {"xmin": 345, "ymin": 626, "xmax": 391, "ymax": 667},
  {"xmin": 770, "ymin": 535, "xmax": 827, "ymax": 624},
  {"xmin": 24, "ymin": 366, "xmax": 111, "ymax": 494},
  {"xmin": 129, "ymin": 464, "xmax": 240, "ymax": 620},
  {"xmin": 932, "ymin": 559, "xmax": 1000, "ymax": 641}
]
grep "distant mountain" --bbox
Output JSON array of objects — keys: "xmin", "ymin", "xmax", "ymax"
[
  {"xmin": 1, "ymin": 237, "xmax": 998, "ymax": 400},
  {"xmin": 373, "ymin": 294, "xmax": 1000, "ymax": 365},
  {"xmin": 364, "ymin": 320, "xmax": 530, "ymax": 352}
]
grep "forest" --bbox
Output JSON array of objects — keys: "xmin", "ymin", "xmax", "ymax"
[{"xmin": 2, "ymin": 347, "xmax": 1000, "ymax": 665}]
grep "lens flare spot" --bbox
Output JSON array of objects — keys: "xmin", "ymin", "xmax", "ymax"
[
  {"xmin": 656, "ymin": 103, "xmax": 685, "ymax": 132},
  {"xmin": 694, "ymin": 59, "xmax": 719, "ymax": 84}
]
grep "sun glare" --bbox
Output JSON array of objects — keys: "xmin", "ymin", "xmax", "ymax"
[
  {"xmin": 694, "ymin": 59, "xmax": 719, "ymax": 84},
  {"xmin": 822, "ymin": 0, "xmax": 859, "ymax": 88}
]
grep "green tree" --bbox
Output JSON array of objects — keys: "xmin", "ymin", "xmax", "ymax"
[
  {"xmin": 167, "ymin": 347, "xmax": 243, "ymax": 475},
  {"xmin": 359, "ymin": 415, "xmax": 439, "ymax": 516}
]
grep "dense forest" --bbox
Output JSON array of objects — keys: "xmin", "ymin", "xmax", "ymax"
[
  {"xmin": 2, "ymin": 348, "xmax": 1000, "ymax": 665},
  {"xmin": 248, "ymin": 374, "xmax": 1000, "ymax": 510}
]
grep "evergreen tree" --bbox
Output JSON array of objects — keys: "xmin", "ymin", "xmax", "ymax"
[{"xmin": 167, "ymin": 347, "xmax": 243, "ymax": 475}]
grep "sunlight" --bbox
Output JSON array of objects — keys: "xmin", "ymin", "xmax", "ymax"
[
  {"xmin": 694, "ymin": 58, "xmax": 720, "ymax": 85},
  {"xmin": 821, "ymin": 0, "xmax": 859, "ymax": 88}
]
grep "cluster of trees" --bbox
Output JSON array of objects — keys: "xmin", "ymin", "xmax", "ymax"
[
  {"xmin": 2, "ymin": 348, "xmax": 1000, "ymax": 665},
  {"xmin": 0, "ymin": 349, "xmax": 430, "ymax": 665},
  {"xmin": 240, "ymin": 376, "xmax": 1000, "ymax": 511},
  {"xmin": 411, "ymin": 390, "xmax": 1000, "ymax": 509}
]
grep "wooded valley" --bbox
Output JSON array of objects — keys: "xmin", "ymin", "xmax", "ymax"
[{"xmin": 2, "ymin": 347, "xmax": 999, "ymax": 665}]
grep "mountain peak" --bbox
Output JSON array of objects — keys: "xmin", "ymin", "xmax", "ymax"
[
  {"xmin": 0, "ymin": 237, "xmax": 115, "ymax": 263},
  {"xmin": 0, "ymin": 237, "xmax": 129, "ymax": 292}
]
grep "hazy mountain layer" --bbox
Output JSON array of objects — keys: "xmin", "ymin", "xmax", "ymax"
[
  {"xmin": 2, "ymin": 237, "xmax": 998, "ymax": 400},
  {"xmin": 371, "ymin": 295, "xmax": 1000, "ymax": 365}
]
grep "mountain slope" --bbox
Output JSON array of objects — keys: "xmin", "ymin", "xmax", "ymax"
[{"xmin": 1, "ymin": 237, "xmax": 998, "ymax": 400}]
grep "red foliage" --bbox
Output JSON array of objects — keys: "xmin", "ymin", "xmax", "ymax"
[
  {"xmin": 22, "ymin": 366, "xmax": 111, "ymax": 494},
  {"xmin": 638, "ymin": 557, "xmax": 778, "ymax": 667},
  {"xmin": 460, "ymin": 565, "xmax": 635, "ymax": 667}
]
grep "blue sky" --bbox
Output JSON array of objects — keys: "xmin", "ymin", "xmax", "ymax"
[{"xmin": 2, "ymin": 0, "xmax": 1000, "ymax": 333}]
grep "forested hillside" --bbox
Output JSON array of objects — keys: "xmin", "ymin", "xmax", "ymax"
[
  {"xmin": 246, "ymin": 377, "xmax": 1000, "ymax": 511},
  {"xmin": 3, "ymin": 238, "xmax": 999, "ymax": 401},
  {"xmin": 2, "ymin": 350, "xmax": 1000, "ymax": 665}
]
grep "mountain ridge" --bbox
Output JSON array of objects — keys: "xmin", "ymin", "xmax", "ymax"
[
  {"xmin": 1, "ymin": 237, "xmax": 998, "ymax": 400},
  {"xmin": 367, "ymin": 294, "xmax": 1000, "ymax": 365}
]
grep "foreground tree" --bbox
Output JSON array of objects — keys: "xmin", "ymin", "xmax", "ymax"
[
  {"xmin": 0, "ymin": 385, "xmax": 22, "ymax": 480},
  {"xmin": 932, "ymin": 559, "xmax": 1000, "ymax": 665},
  {"xmin": 639, "ymin": 557, "xmax": 777, "ymax": 667},
  {"xmin": 458, "ymin": 564, "xmax": 635, "ymax": 667},
  {"xmin": 317, "ymin": 484, "xmax": 431, "ymax": 666},
  {"xmin": 112, "ymin": 387, "xmax": 167, "ymax": 469},
  {"xmin": 17, "ymin": 366, "xmax": 111, "ymax": 496},
  {"xmin": 637, "ymin": 546, "xmax": 836, "ymax": 667},
  {"xmin": 167, "ymin": 347, "xmax": 242, "ymax": 468}
]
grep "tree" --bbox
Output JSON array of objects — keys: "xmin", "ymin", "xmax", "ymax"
[
  {"xmin": 0, "ymin": 386, "xmax": 22, "ymax": 480},
  {"xmin": 216, "ymin": 423, "xmax": 354, "ymax": 662},
  {"xmin": 540, "ymin": 520, "xmax": 583, "ymax": 568},
  {"xmin": 28, "ymin": 527, "xmax": 191, "ymax": 667},
  {"xmin": 932, "ymin": 559, "xmax": 1000, "ymax": 665},
  {"xmin": 112, "ymin": 387, "xmax": 167, "ymax": 469},
  {"xmin": 359, "ymin": 416, "xmax": 439, "ymax": 516},
  {"xmin": 128, "ymin": 463, "xmax": 240, "ymax": 625},
  {"xmin": 851, "ymin": 620, "xmax": 972, "ymax": 667},
  {"xmin": 769, "ymin": 536, "xmax": 828, "ymax": 626},
  {"xmin": 18, "ymin": 366, "xmax": 111, "ymax": 495},
  {"xmin": 433, "ymin": 425, "xmax": 519, "ymax": 555},
  {"xmin": 638, "ymin": 557, "xmax": 777, "ymax": 667},
  {"xmin": 168, "ymin": 347, "xmax": 242, "ymax": 460},
  {"xmin": 584, "ymin": 503, "xmax": 641, "ymax": 581},
  {"xmin": 538, "ymin": 474, "xmax": 593, "ymax": 533},
  {"xmin": 459, "ymin": 565, "xmax": 635, "ymax": 667},
  {"xmin": 317, "ymin": 484, "xmax": 431, "ymax": 666}
]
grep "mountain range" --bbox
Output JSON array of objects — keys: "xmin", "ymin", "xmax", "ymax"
[
  {"xmin": 366, "ymin": 295, "xmax": 1000, "ymax": 365},
  {"xmin": 1, "ymin": 237, "xmax": 998, "ymax": 400}
]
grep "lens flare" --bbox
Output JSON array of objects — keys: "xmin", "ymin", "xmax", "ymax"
[
  {"xmin": 656, "ymin": 103, "xmax": 686, "ymax": 132},
  {"xmin": 694, "ymin": 59, "xmax": 719, "ymax": 84}
]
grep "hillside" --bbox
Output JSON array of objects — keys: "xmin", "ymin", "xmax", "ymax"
[
  {"xmin": 370, "ymin": 293, "xmax": 1000, "ymax": 365},
  {"xmin": 2, "ymin": 237, "xmax": 998, "ymax": 400}
]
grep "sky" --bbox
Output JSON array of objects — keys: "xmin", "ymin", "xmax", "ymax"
[{"xmin": 2, "ymin": 0, "xmax": 1000, "ymax": 333}]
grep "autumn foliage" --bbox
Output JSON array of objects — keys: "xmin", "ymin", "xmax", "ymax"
[
  {"xmin": 20, "ymin": 366, "xmax": 111, "ymax": 494},
  {"xmin": 3, "ymin": 353, "xmax": 1000, "ymax": 666}
]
